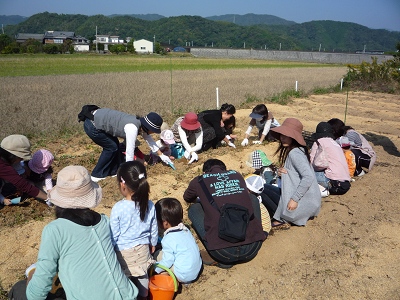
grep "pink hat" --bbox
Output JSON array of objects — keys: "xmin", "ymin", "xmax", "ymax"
[
  {"xmin": 160, "ymin": 129, "xmax": 175, "ymax": 144},
  {"xmin": 28, "ymin": 149, "xmax": 54, "ymax": 174},
  {"xmin": 270, "ymin": 118, "xmax": 306, "ymax": 146},
  {"xmin": 180, "ymin": 112, "xmax": 201, "ymax": 131}
]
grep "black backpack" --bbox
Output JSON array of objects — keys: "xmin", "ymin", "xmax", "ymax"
[{"xmin": 199, "ymin": 176, "xmax": 253, "ymax": 243}]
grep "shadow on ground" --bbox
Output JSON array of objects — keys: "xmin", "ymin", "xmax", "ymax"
[{"xmin": 364, "ymin": 132, "xmax": 400, "ymax": 157}]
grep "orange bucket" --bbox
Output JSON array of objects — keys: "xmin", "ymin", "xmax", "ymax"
[{"xmin": 149, "ymin": 264, "xmax": 178, "ymax": 300}]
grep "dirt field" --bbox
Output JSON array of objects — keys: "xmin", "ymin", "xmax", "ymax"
[{"xmin": 1, "ymin": 90, "xmax": 400, "ymax": 299}]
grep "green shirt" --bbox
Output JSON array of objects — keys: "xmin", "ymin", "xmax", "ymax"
[{"xmin": 26, "ymin": 214, "xmax": 138, "ymax": 300}]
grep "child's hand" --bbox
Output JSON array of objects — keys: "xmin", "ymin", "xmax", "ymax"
[
  {"xmin": 150, "ymin": 246, "xmax": 156, "ymax": 254},
  {"xmin": 169, "ymin": 156, "xmax": 175, "ymax": 161},
  {"xmin": 3, "ymin": 198, "xmax": 12, "ymax": 206}
]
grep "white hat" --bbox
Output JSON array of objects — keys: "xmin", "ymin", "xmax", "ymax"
[
  {"xmin": 160, "ymin": 129, "xmax": 175, "ymax": 144},
  {"xmin": 49, "ymin": 166, "xmax": 102, "ymax": 209},
  {"xmin": 338, "ymin": 136, "xmax": 354, "ymax": 148},
  {"xmin": 245, "ymin": 174, "xmax": 264, "ymax": 194},
  {"xmin": 1, "ymin": 135, "xmax": 32, "ymax": 160}
]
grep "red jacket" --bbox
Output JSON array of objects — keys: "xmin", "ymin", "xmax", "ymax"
[{"xmin": 0, "ymin": 158, "xmax": 40, "ymax": 198}]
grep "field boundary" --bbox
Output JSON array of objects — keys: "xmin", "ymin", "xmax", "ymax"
[{"xmin": 190, "ymin": 48, "xmax": 393, "ymax": 64}]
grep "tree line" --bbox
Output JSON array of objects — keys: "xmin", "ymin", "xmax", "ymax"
[{"xmin": 1, "ymin": 12, "xmax": 399, "ymax": 53}]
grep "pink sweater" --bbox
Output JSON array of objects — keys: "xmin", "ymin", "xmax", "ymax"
[{"xmin": 310, "ymin": 138, "xmax": 351, "ymax": 181}]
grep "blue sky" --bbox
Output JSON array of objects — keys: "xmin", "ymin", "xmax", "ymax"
[{"xmin": 1, "ymin": 0, "xmax": 399, "ymax": 31}]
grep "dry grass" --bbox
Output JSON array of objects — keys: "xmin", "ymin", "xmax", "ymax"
[{"xmin": 0, "ymin": 67, "xmax": 346, "ymax": 138}]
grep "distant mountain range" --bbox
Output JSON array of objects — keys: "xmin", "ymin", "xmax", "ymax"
[
  {"xmin": 0, "ymin": 15, "xmax": 27, "ymax": 25},
  {"xmin": 1, "ymin": 13, "xmax": 399, "ymax": 52}
]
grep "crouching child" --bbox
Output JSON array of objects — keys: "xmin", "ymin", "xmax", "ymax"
[{"xmin": 154, "ymin": 198, "xmax": 202, "ymax": 284}]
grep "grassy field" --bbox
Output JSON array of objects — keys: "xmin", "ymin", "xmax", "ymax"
[
  {"xmin": 0, "ymin": 53, "xmax": 341, "ymax": 77},
  {"xmin": 0, "ymin": 54, "xmax": 347, "ymax": 138}
]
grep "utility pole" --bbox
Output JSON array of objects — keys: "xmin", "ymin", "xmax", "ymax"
[
  {"xmin": 153, "ymin": 35, "xmax": 155, "ymax": 52},
  {"xmin": 95, "ymin": 26, "xmax": 98, "ymax": 53}
]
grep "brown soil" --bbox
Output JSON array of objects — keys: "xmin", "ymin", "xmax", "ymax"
[{"xmin": 1, "ymin": 91, "xmax": 399, "ymax": 299}]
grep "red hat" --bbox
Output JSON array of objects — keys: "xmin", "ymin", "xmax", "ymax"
[{"xmin": 180, "ymin": 112, "xmax": 201, "ymax": 130}]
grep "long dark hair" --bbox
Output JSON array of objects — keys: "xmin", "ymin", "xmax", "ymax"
[
  {"xmin": 274, "ymin": 138, "xmax": 310, "ymax": 166},
  {"xmin": 117, "ymin": 161, "xmax": 150, "ymax": 221},
  {"xmin": 220, "ymin": 103, "xmax": 236, "ymax": 115}
]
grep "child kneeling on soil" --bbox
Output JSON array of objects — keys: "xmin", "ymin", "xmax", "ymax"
[
  {"xmin": 154, "ymin": 198, "xmax": 202, "ymax": 284},
  {"xmin": 150, "ymin": 129, "xmax": 176, "ymax": 166},
  {"xmin": 27, "ymin": 149, "xmax": 55, "ymax": 206}
]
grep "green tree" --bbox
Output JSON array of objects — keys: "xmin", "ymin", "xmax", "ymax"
[
  {"xmin": 127, "ymin": 39, "xmax": 135, "ymax": 53},
  {"xmin": 154, "ymin": 42, "xmax": 166, "ymax": 54},
  {"xmin": 43, "ymin": 44, "xmax": 60, "ymax": 54},
  {"xmin": 20, "ymin": 38, "xmax": 43, "ymax": 53},
  {"xmin": 109, "ymin": 44, "xmax": 126, "ymax": 54},
  {"xmin": 0, "ymin": 34, "xmax": 13, "ymax": 52},
  {"xmin": 1, "ymin": 41, "xmax": 20, "ymax": 54}
]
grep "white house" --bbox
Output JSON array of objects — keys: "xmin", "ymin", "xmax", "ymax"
[
  {"xmin": 95, "ymin": 34, "xmax": 123, "ymax": 52},
  {"xmin": 133, "ymin": 39, "xmax": 153, "ymax": 54}
]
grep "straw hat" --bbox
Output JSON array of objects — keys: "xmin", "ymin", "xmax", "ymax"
[
  {"xmin": 28, "ymin": 149, "xmax": 54, "ymax": 174},
  {"xmin": 49, "ymin": 166, "xmax": 102, "ymax": 209},
  {"xmin": 270, "ymin": 118, "xmax": 306, "ymax": 146},
  {"xmin": 1, "ymin": 135, "xmax": 32, "ymax": 160}
]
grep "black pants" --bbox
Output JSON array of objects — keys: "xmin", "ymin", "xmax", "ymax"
[{"xmin": 8, "ymin": 280, "xmax": 65, "ymax": 300}]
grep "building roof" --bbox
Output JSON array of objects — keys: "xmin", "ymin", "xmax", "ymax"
[
  {"xmin": 15, "ymin": 33, "xmax": 44, "ymax": 41},
  {"xmin": 44, "ymin": 31, "xmax": 75, "ymax": 39}
]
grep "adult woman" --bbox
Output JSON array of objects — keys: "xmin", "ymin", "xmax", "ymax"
[
  {"xmin": 80, "ymin": 105, "xmax": 173, "ymax": 182},
  {"xmin": 170, "ymin": 112, "xmax": 203, "ymax": 164},
  {"xmin": 267, "ymin": 118, "xmax": 321, "ymax": 227},
  {"xmin": 310, "ymin": 122, "xmax": 351, "ymax": 195},
  {"xmin": 24, "ymin": 166, "xmax": 138, "ymax": 300},
  {"xmin": 241, "ymin": 103, "xmax": 280, "ymax": 146},
  {"xmin": 328, "ymin": 118, "xmax": 376, "ymax": 175},
  {"xmin": 197, "ymin": 103, "xmax": 236, "ymax": 151},
  {"xmin": 0, "ymin": 135, "xmax": 47, "ymax": 205}
]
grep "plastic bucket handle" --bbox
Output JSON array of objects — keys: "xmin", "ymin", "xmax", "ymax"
[{"xmin": 150, "ymin": 263, "xmax": 178, "ymax": 292}]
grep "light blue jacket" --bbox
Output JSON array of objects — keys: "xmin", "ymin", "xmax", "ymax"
[{"xmin": 156, "ymin": 223, "xmax": 202, "ymax": 283}]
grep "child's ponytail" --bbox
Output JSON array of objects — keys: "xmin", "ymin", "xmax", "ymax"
[{"xmin": 117, "ymin": 161, "xmax": 150, "ymax": 221}]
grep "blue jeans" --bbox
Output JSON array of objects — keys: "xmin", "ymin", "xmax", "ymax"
[
  {"xmin": 188, "ymin": 201, "xmax": 262, "ymax": 265},
  {"xmin": 314, "ymin": 170, "xmax": 329, "ymax": 189},
  {"xmin": 84, "ymin": 119, "xmax": 121, "ymax": 178}
]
